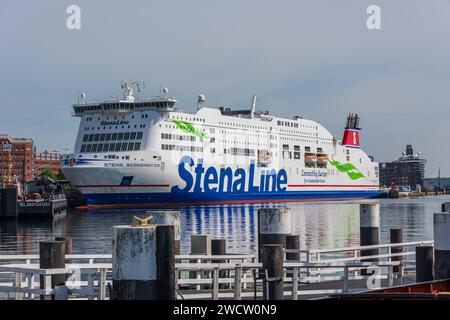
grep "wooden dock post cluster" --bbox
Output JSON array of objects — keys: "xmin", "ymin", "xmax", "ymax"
[{"xmin": 111, "ymin": 210, "xmax": 180, "ymax": 300}]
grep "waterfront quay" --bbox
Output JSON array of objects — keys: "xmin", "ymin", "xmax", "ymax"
[{"xmin": 0, "ymin": 198, "xmax": 449, "ymax": 300}]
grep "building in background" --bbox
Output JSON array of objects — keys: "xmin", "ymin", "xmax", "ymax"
[
  {"xmin": 33, "ymin": 149, "xmax": 62, "ymax": 177},
  {"xmin": 379, "ymin": 145, "xmax": 427, "ymax": 191},
  {"xmin": 0, "ymin": 134, "xmax": 34, "ymax": 186},
  {"xmin": 0, "ymin": 134, "xmax": 62, "ymax": 187}
]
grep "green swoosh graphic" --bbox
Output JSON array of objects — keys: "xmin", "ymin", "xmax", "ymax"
[
  {"xmin": 329, "ymin": 158, "xmax": 366, "ymax": 180},
  {"xmin": 171, "ymin": 119, "xmax": 208, "ymax": 138}
]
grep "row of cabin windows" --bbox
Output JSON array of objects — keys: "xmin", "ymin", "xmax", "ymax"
[
  {"xmin": 161, "ymin": 133, "xmax": 196, "ymax": 142},
  {"xmin": 161, "ymin": 144, "xmax": 203, "ymax": 152},
  {"xmin": 218, "ymin": 122, "xmax": 266, "ymax": 130},
  {"xmin": 224, "ymin": 148, "xmax": 255, "ymax": 157},
  {"xmin": 82, "ymin": 132, "xmax": 143, "ymax": 143},
  {"xmin": 80, "ymin": 142, "xmax": 141, "ymax": 153},
  {"xmin": 170, "ymin": 116, "xmax": 205, "ymax": 123},
  {"xmin": 277, "ymin": 120, "xmax": 299, "ymax": 128},
  {"xmin": 282, "ymin": 145, "xmax": 323, "ymax": 153},
  {"xmin": 85, "ymin": 124, "xmax": 146, "ymax": 131}
]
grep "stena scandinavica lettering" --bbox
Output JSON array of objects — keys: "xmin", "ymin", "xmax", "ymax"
[{"xmin": 171, "ymin": 156, "xmax": 288, "ymax": 193}]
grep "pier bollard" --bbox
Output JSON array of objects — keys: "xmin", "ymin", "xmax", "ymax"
[
  {"xmin": 258, "ymin": 208, "xmax": 291, "ymax": 262},
  {"xmin": 286, "ymin": 234, "xmax": 300, "ymax": 261},
  {"xmin": 39, "ymin": 241, "xmax": 66, "ymax": 300},
  {"xmin": 433, "ymin": 213, "xmax": 450, "ymax": 280},
  {"xmin": 212, "ymin": 239, "xmax": 227, "ymax": 289},
  {"xmin": 416, "ymin": 246, "xmax": 434, "ymax": 282},
  {"xmin": 390, "ymin": 229, "xmax": 403, "ymax": 273},
  {"xmin": 112, "ymin": 224, "xmax": 176, "ymax": 300},
  {"xmin": 55, "ymin": 236, "xmax": 73, "ymax": 255},
  {"xmin": 359, "ymin": 203, "xmax": 380, "ymax": 275},
  {"xmin": 0, "ymin": 188, "xmax": 17, "ymax": 219},
  {"xmin": 190, "ymin": 235, "xmax": 212, "ymax": 290},
  {"xmin": 147, "ymin": 210, "xmax": 181, "ymax": 255},
  {"xmin": 262, "ymin": 244, "xmax": 284, "ymax": 300}
]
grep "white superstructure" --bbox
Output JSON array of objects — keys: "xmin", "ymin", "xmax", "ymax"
[{"xmin": 62, "ymin": 82, "xmax": 380, "ymax": 206}]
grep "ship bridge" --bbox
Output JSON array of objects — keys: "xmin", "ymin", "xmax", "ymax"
[{"xmin": 72, "ymin": 81, "xmax": 176, "ymax": 117}]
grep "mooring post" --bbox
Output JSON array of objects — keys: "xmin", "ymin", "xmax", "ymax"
[
  {"xmin": 286, "ymin": 234, "xmax": 300, "ymax": 261},
  {"xmin": 416, "ymin": 246, "xmax": 434, "ymax": 282},
  {"xmin": 258, "ymin": 208, "xmax": 291, "ymax": 262},
  {"xmin": 55, "ymin": 236, "xmax": 73, "ymax": 255},
  {"xmin": 433, "ymin": 213, "xmax": 450, "ymax": 280},
  {"xmin": 390, "ymin": 229, "xmax": 403, "ymax": 273},
  {"xmin": 359, "ymin": 203, "xmax": 380, "ymax": 275},
  {"xmin": 190, "ymin": 234, "xmax": 211, "ymax": 290},
  {"xmin": 112, "ymin": 224, "xmax": 176, "ymax": 300},
  {"xmin": 211, "ymin": 239, "xmax": 227, "ymax": 289},
  {"xmin": 0, "ymin": 188, "xmax": 18, "ymax": 219},
  {"xmin": 146, "ymin": 210, "xmax": 181, "ymax": 255},
  {"xmin": 39, "ymin": 241, "xmax": 66, "ymax": 300},
  {"xmin": 262, "ymin": 244, "xmax": 284, "ymax": 300},
  {"xmin": 442, "ymin": 202, "xmax": 450, "ymax": 213}
]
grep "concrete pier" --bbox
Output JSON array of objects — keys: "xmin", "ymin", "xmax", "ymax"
[
  {"xmin": 416, "ymin": 246, "xmax": 434, "ymax": 282},
  {"xmin": 112, "ymin": 224, "xmax": 176, "ymax": 300},
  {"xmin": 433, "ymin": 213, "xmax": 450, "ymax": 280},
  {"xmin": 258, "ymin": 208, "xmax": 291, "ymax": 261},
  {"xmin": 147, "ymin": 210, "xmax": 181, "ymax": 254}
]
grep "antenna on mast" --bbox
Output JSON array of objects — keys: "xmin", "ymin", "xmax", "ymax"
[{"xmin": 250, "ymin": 95, "xmax": 257, "ymax": 119}]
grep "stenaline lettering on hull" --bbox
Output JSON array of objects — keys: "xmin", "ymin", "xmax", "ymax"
[{"xmin": 171, "ymin": 156, "xmax": 288, "ymax": 194}]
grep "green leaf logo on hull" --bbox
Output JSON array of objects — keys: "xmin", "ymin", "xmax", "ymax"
[
  {"xmin": 171, "ymin": 119, "xmax": 208, "ymax": 139},
  {"xmin": 329, "ymin": 158, "xmax": 366, "ymax": 180}
]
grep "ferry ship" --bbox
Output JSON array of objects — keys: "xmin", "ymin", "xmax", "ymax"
[{"xmin": 61, "ymin": 81, "xmax": 381, "ymax": 206}]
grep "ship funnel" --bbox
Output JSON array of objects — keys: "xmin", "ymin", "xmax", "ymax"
[{"xmin": 342, "ymin": 113, "xmax": 360, "ymax": 148}]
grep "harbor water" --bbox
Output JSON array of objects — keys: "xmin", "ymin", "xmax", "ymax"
[{"xmin": 0, "ymin": 196, "xmax": 447, "ymax": 255}]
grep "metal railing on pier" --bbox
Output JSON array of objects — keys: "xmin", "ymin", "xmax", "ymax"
[{"xmin": 0, "ymin": 240, "xmax": 433, "ymax": 300}]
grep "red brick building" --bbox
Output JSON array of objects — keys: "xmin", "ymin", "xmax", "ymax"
[
  {"xmin": 0, "ymin": 134, "xmax": 34, "ymax": 186},
  {"xmin": 33, "ymin": 150, "xmax": 62, "ymax": 177},
  {"xmin": 1, "ymin": 134, "xmax": 62, "ymax": 187}
]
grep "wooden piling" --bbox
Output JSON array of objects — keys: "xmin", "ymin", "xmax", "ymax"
[
  {"xmin": 258, "ymin": 208, "xmax": 291, "ymax": 261},
  {"xmin": 55, "ymin": 236, "xmax": 73, "ymax": 255},
  {"xmin": 286, "ymin": 234, "xmax": 300, "ymax": 261},
  {"xmin": 39, "ymin": 241, "xmax": 66, "ymax": 299},
  {"xmin": 112, "ymin": 224, "xmax": 176, "ymax": 300},
  {"xmin": 262, "ymin": 244, "xmax": 284, "ymax": 300},
  {"xmin": 147, "ymin": 210, "xmax": 181, "ymax": 255},
  {"xmin": 360, "ymin": 203, "xmax": 380, "ymax": 275},
  {"xmin": 416, "ymin": 246, "xmax": 434, "ymax": 282},
  {"xmin": 433, "ymin": 213, "xmax": 450, "ymax": 280},
  {"xmin": 442, "ymin": 202, "xmax": 450, "ymax": 213},
  {"xmin": 212, "ymin": 239, "xmax": 227, "ymax": 289},
  {"xmin": 155, "ymin": 225, "xmax": 176, "ymax": 300},
  {"xmin": 390, "ymin": 229, "xmax": 403, "ymax": 273}
]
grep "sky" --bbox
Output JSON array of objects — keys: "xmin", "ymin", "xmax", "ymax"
[{"xmin": 1, "ymin": 1, "xmax": 449, "ymax": 177}]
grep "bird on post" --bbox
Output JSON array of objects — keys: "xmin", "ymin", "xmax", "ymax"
[{"xmin": 132, "ymin": 214, "xmax": 153, "ymax": 226}]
